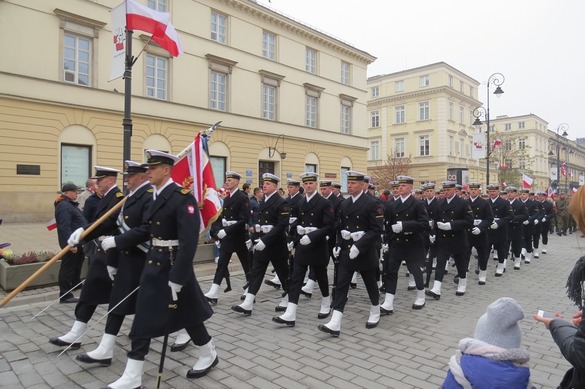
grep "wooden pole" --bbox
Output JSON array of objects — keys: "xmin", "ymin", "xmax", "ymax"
[{"xmin": 0, "ymin": 197, "xmax": 127, "ymax": 307}]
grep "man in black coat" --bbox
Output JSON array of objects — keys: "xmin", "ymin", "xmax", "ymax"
[
  {"xmin": 422, "ymin": 183, "xmax": 438, "ymax": 287},
  {"xmin": 49, "ymin": 166, "xmax": 123, "ymax": 350},
  {"xmin": 381, "ymin": 176, "xmax": 429, "ymax": 314},
  {"xmin": 519, "ymin": 189, "xmax": 541, "ymax": 264},
  {"xmin": 54, "ymin": 182, "xmax": 87, "ymax": 303},
  {"xmin": 105, "ymin": 150, "xmax": 216, "ymax": 388},
  {"xmin": 465, "ymin": 182, "xmax": 494, "ymax": 285},
  {"xmin": 537, "ymin": 192, "xmax": 555, "ymax": 255},
  {"xmin": 426, "ymin": 181, "xmax": 474, "ymax": 299},
  {"xmin": 273, "ymin": 172, "xmax": 334, "ymax": 326},
  {"xmin": 205, "ymin": 171, "xmax": 250, "ymax": 304},
  {"xmin": 232, "ymin": 173, "xmax": 290, "ymax": 315},
  {"xmin": 486, "ymin": 184, "xmax": 514, "ymax": 276},
  {"xmin": 506, "ymin": 187, "xmax": 529, "ymax": 270},
  {"xmin": 318, "ymin": 171, "xmax": 384, "ymax": 337},
  {"xmin": 76, "ymin": 161, "xmax": 152, "ymax": 366}
]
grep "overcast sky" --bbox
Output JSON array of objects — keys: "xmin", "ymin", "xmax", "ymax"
[{"xmin": 258, "ymin": 0, "xmax": 584, "ymax": 139}]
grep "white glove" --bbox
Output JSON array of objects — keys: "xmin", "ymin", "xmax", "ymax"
[
  {"xmin": 168, "ymin": 281, "xmax": 182, "ymax": 301},
  {"xmin": 534, "ymin": 219, "xmax": 539, "ymax": 225},
  {"xmin": 222, "ymin": 219, "xmax": 229, "ymax": 227},
  {"xmin": 101, "ymin": 236, "xmax": 116, "ymax": 251},
  {"xmin": 429, "ymin": 235, "xmax": 436, "ymax": 244},
  {"xmin": 296, "ymin": 225, "xmax": 305, "ymax": 235},
  {"xmin": 287, "ymin": 241, "xmax": 294, "ymax": 251},
  {"xmin": 438, "ymin": 222, "xmax": 452, "ymax": 231},
  {"xmin": 350, "ymin": 231, "xmax": 365, "ymax": 241},
  {"xmin": 429, "ymin": 220, "xmax": 434, "ymax": 228},
  {"xmin": 542, "ymin": 217, "xmax": 547, "ymax": 223},
  {"xmin": 254, "ymin": 224, "xmax": 261, "ymax": 233},
  {"xmin": 217, "ymin": 229, "xmax": 227, "ymax": 239},
  {"xmin": 299, "ymin": 235, "xmax": 311, "ymax": 246},
  {"xmin": 471, "ymin": 227, "xmax": 481, "ymax": 235},
  {"xmin": 333, "ymin": 247, "xmax": 341, "ymax": 258},
  {"xmin": 490, "ymin": 222, "xmax": 499, "ymax": 230},
  {"xmin": 391, "ymin": 222, "xmax": 403, "ymax": 233},
  {"xmin": 245, "ymin": 239, "xmax": 252, "ymax": 250},
  {"xmin": 382, "ymin": 243, "xmax": 389, "ymax": 253},
  {"xmin": 523, "ymin": 220, "xmax": 529, "ymax": 225},
  {"xmin": 349, "ymin": 245, "xmax": 359, "ymax": 259},
  {"xmin": 68, "ymin": 227, "xmax": 84, "ymax": 246},
  {"xmin": 341, "ymin": 230, "xmax": 351, "ymax": 240},
  {"xmin": 107, "ymin": 265, "xmax": 117, "ymax": 281},
  {"xmin": 254, "ymin": 239, "xmax": 266, "ymax": 251}
]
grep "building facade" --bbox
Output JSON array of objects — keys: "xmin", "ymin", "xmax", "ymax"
[
  {"xmin": 366, "ymin": 62, "xmax": 483, "ymax": 188},
  {"xmin": 0, "ymin": 0, "xmax": 375, "ymax": 221}
]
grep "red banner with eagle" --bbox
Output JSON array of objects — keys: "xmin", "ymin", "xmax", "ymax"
[{"xmin": 172, "ymin": 125, "xmax": 222, "ymax": 234}]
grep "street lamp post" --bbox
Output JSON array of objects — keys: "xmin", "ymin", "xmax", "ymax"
[
  {"xmin": 472, "ymin": 73, "xmax": 505, "ymax": 186},
  {"xmin": 550, "ymin": 123, "xmax": 568, "ymax": 193}
]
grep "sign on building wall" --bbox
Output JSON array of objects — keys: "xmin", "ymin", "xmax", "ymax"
[{"xmin": 471, "ymin": 132, "xmax": 486, "ymax": 160}]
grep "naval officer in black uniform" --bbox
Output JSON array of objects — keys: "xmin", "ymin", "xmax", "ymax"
[
  {"xmin": 49, "ymin": 166, "xmax": 123, "ymax": 350},
  {"xmin": 76, "ymin": 161, "xmax": 153, "ymax": 366},
  {"xmin": 465, "ymin": 182, "xmax": 494, "ymax": 285},
  {"xmin": 104, "ymin": 150, "xmax": 216, "ymax": 388},
  {"xmin": 318, "ymin": 171, "xmax": 384, "ymax": 337}
]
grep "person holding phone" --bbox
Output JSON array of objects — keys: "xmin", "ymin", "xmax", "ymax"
[{"xmin": 533, "ymin": 186, "xmax": 585, "ymax": 389}]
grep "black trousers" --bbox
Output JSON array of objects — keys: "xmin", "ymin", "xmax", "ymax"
[
  {"xmin": 213, "ymin": 241, "xmax": 249, "ymax": 285},
  {"xmin": 248, "ymin": 257, "xmax": 288, "ymax": 296},
  {"xmin": 467, "ymin": 233, "xmax": 489, "ymax": 271},
  {"xmin": 435, "ymin": 243, "xmax": 467, "ymax": 282},
  {"xmin": 288, "ymin": 263, "xmax": 328, "ymax": 305},
  {"xmin": 128, "ymin": 322, "xmax": 210, "ymax": 360},
  {"xmin": 510, "ymin": 238, "xmax": 523, "ymax": 258},
  {"xmin": 105, "ymin": 313, "xmax": 125, "ymax": 335},
  {"xmin": 59, "ymin": 249, "xmax": 84, "ymax": 300},
  {"xmin": 385, "ymin": 244, "xmax": 425, "ymax": 294},
  {"xmin": 75, "ymin": 301, "xmax": 98, "ymax": 323},
  {"xmin": 331, "ymin": 264, "xmax": 379, "ymax": 313},
  {"xmin": 541, "ymin": 222, "xmax": 550, "ymax": 245}
]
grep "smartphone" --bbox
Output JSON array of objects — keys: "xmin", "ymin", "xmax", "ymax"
[{"xmin": 538, "ymin": 310, "xmax": 555, "ymax": 318}]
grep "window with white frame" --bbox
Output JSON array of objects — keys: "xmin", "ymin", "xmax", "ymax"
[
  {"xmin": 505, "ymin": 139, "xmax": 512, "ymax": 151},
  {"xmin": 262, "ymin": 31, "xmax": 276, "ymax": 60},
  {"xmin": 370, "ymin": 140, "xmax": 380, "ymax": 160},
  {"xmin": 449, "ymin": 102, "xmax": 454, "ymax": 120},
  {"xmin": 519, "ymin": 138, "xmax": 525, "ymax": 150},
  {"xmin": 460, "ymin": 106, "xmax": 464, "ymax": 123},
  {"xmin": 519, "ymin": 158, "xmax": 526, "ymax": 170},
  {"xmin": 449, "ymin": 75, "xmax": 454, "ymax": 87},
  {"xmin": 419, "ymin": 135, "xmax": 430, "ymax": 156},
  {"xmin": 395, "ymin": 80, "xmax": 404, "ymax": 92},
  {"xmin": 370, "ymin": 110, "xmax": 380, "ymax": 128},
  {"xmin": 341, "ymin": 61, "xmax": 350, "ymax": 85},
  {"xmin": 419, "ymin": 75, "xmax": 429, "ymax": 87},
  {"xmin": 395, "ymin": 137, "xmax": 405, "ymax": 158},
  {"xmin": 145, "ymin": 54, "xmax": 168, "ymax": 100},
  {"xmin": 210, "ymin": 70, "xmax": 227, "ymax": 111},
  {"xmin": 449, "ymin": 136, "xmax": 454, "ymax": 155},
  {"xmin": 147, "ymin": 0, "xmax": 168, "ymax": 11},
  {"xmin": 339, "ymin": 94, "xmax": 356, "ymax": 134},
  {"xmin": 418, "ymin": 101, "xmax": 430, "ymax": 120},
  {"xmin": 262, "ymin": 84, "xmax": 276, "ymax": 120},
  {"xmin": 371, "ymin": 86, "xmax": 379, "ymax": 97},
  {"xmin": 64, "ymin": 33, "xmax": 91, "ymax": 86},
  {"xmin": 304, "ymin": 83, "xmax": 323, "ymax": 128},
  {"xmin": 306, "ymin": 47, "xmax": 317, "ymax": 73},
  {"xmin": 395, "ymin": 105, "xmax": 405, "ymax": 124},
  {"xmin": 211, "ymin": 11, "xmax": 227, "ymax": 44},
  {"xmin": 61, "ymin": 144, "xmax": 91, "ymax": 188},
  {"xmin": 340, "ymin": 166, "xmax": 350, "ymax": 192},
  {"xmin": 518, "ymin": 121, "xmax": 525, "ymax": 129},
  {"xmin": 460, "ymin": 138, "xmax": 465, "ymax": 156}
]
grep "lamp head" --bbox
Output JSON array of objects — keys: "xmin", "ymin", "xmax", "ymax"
[
  {"xmin": 562, "ymin": 130, "xmax": 568, "ymax": 137},
  {"xmin": 493, "ymin": 86, "xmax": 504, "ymax": 98},
  {"xmin": 281, "ymin": 152, "xmax": 287, "ymax": 159}
]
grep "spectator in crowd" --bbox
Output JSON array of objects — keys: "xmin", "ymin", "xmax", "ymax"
[{"xmin": 77, "ymin": 179, "xmax": 96, "ymax": 212}]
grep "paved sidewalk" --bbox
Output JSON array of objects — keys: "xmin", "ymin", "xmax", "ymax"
[{"xmin": 0, "ymin": 224, "xmax": 583, "ymax": 388}]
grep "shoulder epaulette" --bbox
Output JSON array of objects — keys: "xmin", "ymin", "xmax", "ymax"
[
  {"xmin": 147, "ymin": 188, "xmax": 154, "ymax": 193},
  {"xmin": 180, "ymin": 188, "xmax": 191, "ymax": 195},
  {"xmin": 116, "ymin": 192, "xmax": 124, "ymax": 198}
]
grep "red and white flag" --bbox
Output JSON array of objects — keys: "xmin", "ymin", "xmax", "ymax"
[
  {"xmin": 573, "ymin": 187, "xmax": 578, "ymax": 193},
  {"xmin": 126, "ymin": 0, "xmax": 183, "ymax": 56},
  {"xmin": 46, "ymin": 218, "xmax": 57, "ymax": 231},
  {"xmin": 172, "ymin": 132, "xmax": 221, "ymax": 234},
  {"xmin": 561, "ymin": 162, "xmax": 567, "ymax": 177},
  {"xmin": 547, "ymin": 186, "xmax": 556, "ymax": 199},
  {"xmin": 522, "ymin": 174, "xmax": 533, "ymax": 189},
  {"xmin": 493, "ymin": 139, "xmax": 502, "ymax": 149}
]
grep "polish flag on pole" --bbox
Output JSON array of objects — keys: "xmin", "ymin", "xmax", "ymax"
[
  {"xmin": 125, "ymin": 0, "xmax": 183, "ymax": 57},
  {"xmin": 171, "ymin": 123, "xmax": 223, "ymax": 234},
  {"xmin": 561, "ymin": 162, "xmax": 567, "ymax": 177},
  {"xmin": 493, "ymin": 139, "xmax": 502, "ymax": 149},
  {"xmin": 522, "ymin": 174, "xmax": 533, "ymax": 189},
  {"xmin": 547, "ymin": 186, "xmax": 556, "ymax": 199}
]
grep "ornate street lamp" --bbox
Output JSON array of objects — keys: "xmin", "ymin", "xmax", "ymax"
[{"xmin": 472, "ymin": 73, "xmax": 505, "ymax": 186}]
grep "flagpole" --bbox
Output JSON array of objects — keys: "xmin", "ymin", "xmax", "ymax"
[{"xmin": 122, "ymin": 28, "xmax": 133, "ymax": 194}]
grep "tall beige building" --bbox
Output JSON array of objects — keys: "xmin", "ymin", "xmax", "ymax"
[
  {"xmin": 0, "ymin": 0, "xmax": 375, "ymax": 222},
  {"xmin": 367, "ymin": 62, "xmax": 483, "ymax": 187}
]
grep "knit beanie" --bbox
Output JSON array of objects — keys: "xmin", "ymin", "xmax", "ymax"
[{"xmin": 473, "ymin": 297, "xmax": 524, "ymax": 349}]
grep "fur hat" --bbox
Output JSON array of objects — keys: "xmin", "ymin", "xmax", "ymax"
[{"xmin": 474, "ymin": 297, "xmax": 524, "ymax": 349}]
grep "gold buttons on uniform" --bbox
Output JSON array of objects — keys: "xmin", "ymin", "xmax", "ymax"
[{"xmin": 148, "ymin": 260, "xmax": 153, "ymax": 264}]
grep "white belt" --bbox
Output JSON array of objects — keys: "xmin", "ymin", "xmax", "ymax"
[
  {"xmin": 222, "ymin": 219, "xmax": 238, "ymax": 227},
  {"xmin": 341, "ymin": 230, "xmax": 365, "ymax": 241},
  {"xmin": 297, "ymin": 226, "xmax": 318, "ymax": 235},
  {"xmin": 152, "ymin": 239, "xmax": 179, "ymax": 247},
  {"xmin": 255, "ymin": 224, "xmax": 274, "ymax": 233}
]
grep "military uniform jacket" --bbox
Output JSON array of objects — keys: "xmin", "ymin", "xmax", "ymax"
[
  {"xmin": 107, "ymin": 183, "xmax": 153, "ymax": 316},
  {"xmin": 522, "ymin": 199, "xmax": 540, "ymax": 235},
  {"xmin": 508, "ymin": 199, "xmax": 529, "ymax": 240},
  {"xmin": 467, "ymin": 197, "xmax": 494, "ymax": 234},
  {"xmin": 291, "ymin": 195, "xmax": 334, "ymax": 267},
  {"xmin": 211, "ymin": 188, "xmax": 250, "ymax": 252},
  {"xmin": 337, "ymin": 192, "xmax": 384, "ymax": 271},
  {"xmin": 540, "ymin": 200, "xmax": 555, "ymax": 225},
  {"xmin": 115, "ymin": 183, "xmax": 213, "ymax": 338},
  {"xmin": 434, "ymin": 195, "xmax": 474, "ymax": 253},
  {"xmin": 79, "ymin": 186, "xmax": 124, "ymax": 305},
  {"xmin": 556, "ymin": 198, "xmax": 569, "ymax": 215},
  {"xmin": 488, "ymin": 196, "xmax": 513, "ymax": 240},
  {"xmin": 287, "ymin": 192, "xmax": 304, "ymax": 223},
  {"xmin": 253, "ymin": 192, "xmax": 290, "ymax": 263},
  {"xmin": 324, "ymin": 193, "xmax": 343, "ymax": 249},
  {"xmin": 384, "ymin": 195, "xmax": 429, "ymax": 246}
]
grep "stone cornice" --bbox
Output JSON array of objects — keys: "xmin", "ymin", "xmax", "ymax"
[
  {"xmin": 368, "ymin": 86, "xmax": 480, "ymax": 108},
  {"xmin": 219, "ymin": 0, "xmax": 376, "ymax": 64},
  {"xmin": 54, "ymin": 8, "xmax": 107, "ymax": 33}
]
